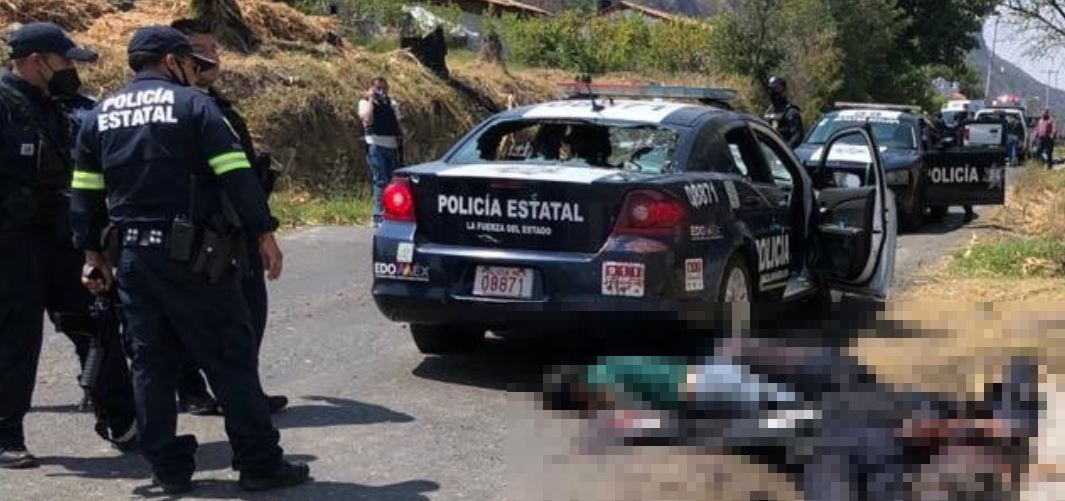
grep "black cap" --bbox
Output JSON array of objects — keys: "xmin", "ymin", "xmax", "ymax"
[
  {"xmin": 127, "ymin": 26, "xmax": 193, "ymax": 57},
  {"xmin": 8, "ymin": 22, "xmax": 98, "ymax": 62}
]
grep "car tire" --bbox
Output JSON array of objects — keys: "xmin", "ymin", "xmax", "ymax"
[
  {"xmin": 900, "ymin": 186, "xmax": 926, "ymax": 232},
  {"xmin": 410, "ymin": 324, "xmax": 485, "ymax": 355},
  {"xmin": 713, "ymin": 254, "xmax": 754, "ymax": 333},
  {"xmin": 928, "ymin": 205, "xmax": 948, "ymax": 223}
]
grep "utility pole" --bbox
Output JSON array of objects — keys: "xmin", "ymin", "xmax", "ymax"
[{"xmin": 985, "ymin": 15, "xmax": 1000, "ymax": 100}]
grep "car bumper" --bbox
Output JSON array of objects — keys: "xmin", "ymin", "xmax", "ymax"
[{"xmin": 370, "ymin": 225, "xmax": 724, "ymax": 332}]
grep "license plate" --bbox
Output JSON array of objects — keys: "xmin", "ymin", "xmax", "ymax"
[{"xmin": 472, "ymin": 266, "xmax": 534, "ymax": 299}]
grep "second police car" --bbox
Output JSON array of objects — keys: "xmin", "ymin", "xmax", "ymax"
[
  {"xmin": 372, "ymin": 84, "xmax": 897, "ymax": 355},
  {"xmin": 795, "ymin": 103, "xmax": 1006, "ymax": 230}
]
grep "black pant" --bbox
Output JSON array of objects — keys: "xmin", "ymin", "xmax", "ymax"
[
  {"xmin": 0, "ymin": 227, "xmax": 136, "ymax": 449},
  {"xmin": 116, "ymin": 245, "xmax": 282, "ymax": 480},
  {"xmin": 178, "ymin": 239, "xmax": 267, "ymax": 401}
]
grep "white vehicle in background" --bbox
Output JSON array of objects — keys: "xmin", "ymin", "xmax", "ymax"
[
  {"xmin": 965, "ymin": 107, "xmax": 1029, "ymax": 161},
  {"xmin": 940, "ymin": 99, "xmax": 983, "ymax": 128}
]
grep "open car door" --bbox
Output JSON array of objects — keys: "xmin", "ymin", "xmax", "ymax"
[
  {"xmin": 925, "ymin": 118, "xmax": 1007, "ymax": 207},
  {"xmin": 810, "ymin": 124, "xmax": 896, "ymax": 300}
]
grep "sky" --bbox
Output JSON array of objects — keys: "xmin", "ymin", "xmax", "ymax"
[{"xmin": 983, "ymin": 15, "xmax": 1065, "ymax": 91}]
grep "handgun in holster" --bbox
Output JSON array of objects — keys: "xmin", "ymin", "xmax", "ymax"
[{"xmin": 189, "ymin": 192, "xmax": 246, "ymax": 284}]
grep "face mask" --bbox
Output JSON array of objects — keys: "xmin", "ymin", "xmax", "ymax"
[{"xmin": 43, "ymin": 61, "xmax": 81, "ymax": 98}]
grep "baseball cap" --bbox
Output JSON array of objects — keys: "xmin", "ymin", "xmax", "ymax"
[
  {"xmin": 127, "ymin": 26, "xmax": 193, "ymax": 57},
  {"xmin": 8, "ymin": 22, "xmax": 98, "ymax": 62}
]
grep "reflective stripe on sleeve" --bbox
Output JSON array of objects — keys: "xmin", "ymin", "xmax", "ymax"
[
  {"xmin": 208, "ymin": 151, "xmax": 251, "ymax": 176},
  {"xmin": 71, "ymin": 170, "xmax": 105, "ymax": 190}
]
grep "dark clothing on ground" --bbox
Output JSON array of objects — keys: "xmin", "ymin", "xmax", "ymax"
[{"xmin": 0, "ymin": 72, "xmax": 135, "ymax": 450}]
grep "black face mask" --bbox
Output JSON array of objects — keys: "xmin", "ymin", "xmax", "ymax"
[{"xmin": 44, "ymin": 62, "xmax": 81, "ymax": 98}]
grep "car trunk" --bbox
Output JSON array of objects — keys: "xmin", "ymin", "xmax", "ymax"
[{"xmin": 410, "ymin": 167, "xmax": 629, "ymax": 253}]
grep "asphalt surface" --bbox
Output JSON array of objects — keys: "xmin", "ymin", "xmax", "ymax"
[{"xmin": 0, "ymin": 207, "xmax": 996, "ymax": 501}]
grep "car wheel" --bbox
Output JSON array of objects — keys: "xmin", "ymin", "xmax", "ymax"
[
  {"xmin": 900, "ymin": 188, "xmax": 926, "ymax": 232},
  {"xmin": 719, "ymin": 255, "xmax": 753, "ymax": 302},
  {"xmin": 410, "ymin": 324, "xmax": 485, "ymax": 355},
  {"xmin": 928, "ymin": 204, "xmax": 948, "ymax": 223},
  {"xmin": 714, "ymin": 254, "xmax": 754, "ymax": 333}
]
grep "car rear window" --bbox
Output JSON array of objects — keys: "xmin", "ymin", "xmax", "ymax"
[{"xmin": 449, "ymin": 119, "xmax": 682, "ymax": 174}]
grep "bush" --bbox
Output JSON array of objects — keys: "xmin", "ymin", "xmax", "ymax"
[{"xmin": 494, "ymin": 11, "xmax": 716, "ymax": 75}]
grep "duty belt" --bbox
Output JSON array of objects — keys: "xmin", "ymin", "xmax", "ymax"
[{"xmin": 120, "ymin": 226, "xmax": 169, "ymax": 248}]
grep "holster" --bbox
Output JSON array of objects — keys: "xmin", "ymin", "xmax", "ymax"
[{"xmin": 189, "ymin": 216, "xmax": 246, "ymax": 284}]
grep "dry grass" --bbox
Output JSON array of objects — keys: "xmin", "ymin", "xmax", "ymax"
[{"xmin": 0, "ymin": 0, "xmax": 115, "ymax": 31}]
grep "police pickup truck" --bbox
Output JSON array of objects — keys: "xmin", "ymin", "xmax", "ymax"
[
  {"xmin": 795, "ymin": 103, "xmax": 1006, "ymax": 230},
  {"xmin": 372, "ymin": 85, "xmax": 896, "ymax": 355}
]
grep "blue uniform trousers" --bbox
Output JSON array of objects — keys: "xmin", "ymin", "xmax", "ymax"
[
  {"xmin": 0, "ymin": 226, "xmax": 136, "ymax": 449},
  {"xmin": 116, "ymin": 244, "xmax": 282, "ymax": 481},
  {"xmin": 177, "ymin": 238, "xmax": 267, "ymax": 401}
]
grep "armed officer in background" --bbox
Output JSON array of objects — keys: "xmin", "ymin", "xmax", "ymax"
[
  {"xmin": 764, "ymin": 76, "xmax": 805, "ymax": 149},
  {"xmin": 169, "ymin": 17, "xmax": 287, "ymax": 417},
  {"xmin": 70, "ymin": 26, "xmax": 308, "ymax": 493},
  {"xmin": 0, "ymin": 22, "xmax": 137, "ymax": 469}
]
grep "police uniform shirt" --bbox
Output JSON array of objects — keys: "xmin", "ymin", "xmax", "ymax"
[
  {"xmin": 70, "ymin": 70, "xmax": 276, "ymax": 251},
  {"xmin": 0, "ymin": 72, "xmax": 73, "ymax": 225}
]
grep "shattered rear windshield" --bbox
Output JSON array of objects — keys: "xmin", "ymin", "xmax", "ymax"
[{"xmin": 449, "ymin": 119, "xmax": 681, "ymax": 174}]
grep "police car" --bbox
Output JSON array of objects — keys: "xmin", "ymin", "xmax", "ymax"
[
  {"xmin": 795, "ymin": 103, "xmax": 1006, "ymax": 230},
  {"xmin": 372, "ymin": 85, "xmax": 896, "ymax": 354}
]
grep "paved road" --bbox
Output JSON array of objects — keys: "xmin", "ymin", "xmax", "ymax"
[{"xmin": 0, "ymin": 210, "xmax": 993, "ymax": 501}]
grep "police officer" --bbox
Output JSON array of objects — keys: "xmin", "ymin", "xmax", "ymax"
[
  {"xmin": 0, "ymin": 22, "xmax": 138, "ymax": 469},
  {"xmin": 70, "ymin": 26, "xmax": 308, "ymax": 493},
  {"xmin": 170, "ymin": 17, "xmax": 286, "ymax": 417},
  {"xmin": 764, "ymin": 76, "xmax": 805, "ymax": 149}
]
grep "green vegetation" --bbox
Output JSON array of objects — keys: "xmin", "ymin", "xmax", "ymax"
[
  {"xmin": 950, "ymin": 236, "xmax": 1065, "ymax": 278},
  {"xmin": 270, "ymin": 190, "xmax": 374, "ymax": 227},
  {"xmin": 487, "ymin": 0, "xmax": 993, "ymax": 115}
]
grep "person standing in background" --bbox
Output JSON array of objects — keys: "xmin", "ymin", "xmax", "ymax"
[
  {"xmin": 1035, "ymin": 110, "xmax": 1057, "ymax": 170},
  {"xmin": 358, "ymin": 77, "xmax": 403, "ymax": 228}
]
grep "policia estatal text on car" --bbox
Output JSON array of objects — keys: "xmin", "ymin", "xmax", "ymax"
[
  {"xmin": 69, "ymin": 26, "xmax": 309, "ymax": 494},
  {"xmin": 0, "ymin": 22, "xmax": 137, "ymax": 470}
]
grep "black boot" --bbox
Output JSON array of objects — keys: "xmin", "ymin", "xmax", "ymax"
[
  {"xmin": 152, "ymin": 474, "xmax": 193, "ymax": 494},
  {"xmin": 239, "ymin": 461, "xmax": 311, "ymax": 492},
  {"xmin": 180, "ymin": 393, "xmax": 220, "ymax": 416}
]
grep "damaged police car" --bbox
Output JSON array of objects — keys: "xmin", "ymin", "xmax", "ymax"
[
  {"xmin": 795, "ymin": 103, "xmax": 1006, "ymax": 230},
  {"xmin": 372, "ymin": 85, "xmax": 897, "ymax": 354}
]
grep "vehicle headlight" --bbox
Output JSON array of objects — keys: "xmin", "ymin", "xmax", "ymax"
[{"xmin": 885, "ymin": 169, "xmax": 909, "ymax": 185}]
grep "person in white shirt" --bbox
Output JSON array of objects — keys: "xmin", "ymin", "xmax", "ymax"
[{"xmin": 357, "ymin": 77, "xmax": 403, "ymax": 227}]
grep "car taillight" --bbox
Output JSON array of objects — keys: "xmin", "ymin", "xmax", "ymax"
[
  {"xmin": 613, "ymin": 190, "xmax": 687, "ymax": 237},
  {"xmin": 383, "ymin": 177, "xmax": 415, "ymax": 222}
]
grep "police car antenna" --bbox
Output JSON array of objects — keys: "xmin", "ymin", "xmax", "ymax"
[{"xmin": 576, "ymin": 74, "xmax": 606, "ymax": 112}]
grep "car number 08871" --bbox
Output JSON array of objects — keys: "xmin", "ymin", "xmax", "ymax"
[{"xmin": 473, "ymin": 266, "xmax": 534, "ymax": 299}]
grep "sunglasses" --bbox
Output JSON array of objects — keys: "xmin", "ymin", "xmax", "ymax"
[{"xmin": 189, "ymin": 54, "xmax": 218, "ymax": 73}]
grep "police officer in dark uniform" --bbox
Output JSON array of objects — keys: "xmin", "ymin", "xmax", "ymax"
[
  {"xmin": 70, "ymin": 26, "xmax": 308, "ymax": 493},
  {"xmin": 0, "ymin": 22, "xmax": 138, "ymax": 470},
  {"xmin": 764, "ymin": 76, "xmax": 805, "ymax": 149},
  {"xmin": 170, "ymin": 17, "xmax": 286, "ymax": 417}
]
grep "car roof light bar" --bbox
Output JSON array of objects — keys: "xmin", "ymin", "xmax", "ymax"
[
  {"xmin": 833, "ymin": 101, "xmax": 921, "ymax": 114},
  {"xmin": 556, "ymin": 82, "xmax": 738, "ymax": 103}
]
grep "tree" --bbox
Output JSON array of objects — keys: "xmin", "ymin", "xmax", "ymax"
[
  {"xmin": 707, "ymin": 0, "xmax": 785, "ymax": 89},
  {"xmin": 1000, "ymin": 0, "xmax": 1065, "ymax": 59},
  {"xmin": 189, "ymin": 0, "xmax": 261, "ymax": 53}
]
